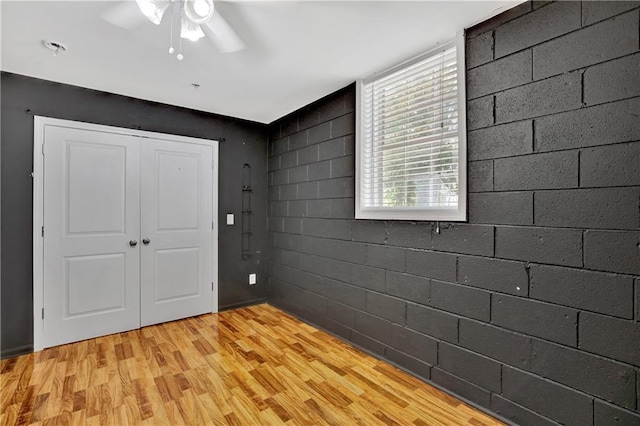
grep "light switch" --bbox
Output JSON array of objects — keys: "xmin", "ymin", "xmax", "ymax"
[
  {"xmin": 226, "ymin": 213, "xmax": 234, "ymax": 225},
  {"xmin": 249, "ymin": 273, "xmax": 257, "ymax": 285}
]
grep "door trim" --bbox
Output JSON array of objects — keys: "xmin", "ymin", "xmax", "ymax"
[{"xmin": 33, "ymin": 116, "xmax": 220, "ymax": 351}]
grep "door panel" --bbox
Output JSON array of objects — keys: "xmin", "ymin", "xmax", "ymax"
[
  {"xmin": 43, "ymin": 126, "xmax": 141, "ymax": 348},
  {"xmin": 140, "ymin": 138, "xmax": 213, "ymax": 327}
]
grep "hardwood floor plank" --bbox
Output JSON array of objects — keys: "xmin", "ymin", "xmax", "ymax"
[{"xmin": 1, "ymin": 304, "xmax": 504, "ymax": 425}]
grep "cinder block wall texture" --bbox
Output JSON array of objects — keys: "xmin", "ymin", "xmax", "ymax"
[{"xmin": 266, "ymin": 2, "xmax": 640, "ymax": 424}]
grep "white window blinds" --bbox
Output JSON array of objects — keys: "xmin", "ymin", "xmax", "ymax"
[{"xmin": 356, "ymin": 36, "xmax": 466, "ymax": 221}]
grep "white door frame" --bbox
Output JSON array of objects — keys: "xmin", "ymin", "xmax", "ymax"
[{"xmin": 33, "ymin": 116, "xmax": 219, "ymax": 351}]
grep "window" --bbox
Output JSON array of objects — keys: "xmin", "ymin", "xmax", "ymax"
[{"xmin": 356, "ymin": 33, "xmax": 467, "ymax": 221}]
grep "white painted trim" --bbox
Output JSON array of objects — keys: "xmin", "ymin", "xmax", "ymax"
[
  {"xmin": 33, "ymin": 116, "xmax": 220, "ymax": 351},
  {"xmin": 355, "ymin": 31, "xmax": 468, "ymax": 222}
]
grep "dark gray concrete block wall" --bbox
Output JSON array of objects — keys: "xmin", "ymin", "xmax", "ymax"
[{"xmin": 267, "ymin": 2, "xmax": 640, "ymax": 425}]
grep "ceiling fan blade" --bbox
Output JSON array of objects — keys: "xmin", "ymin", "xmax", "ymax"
[
  {"xmin": 101, "ymin": 2, "xmax": 148, "ymax": 30},
  {"xmin": 202, "ymin": 11, "xmax": 246, "ymax": 53}
]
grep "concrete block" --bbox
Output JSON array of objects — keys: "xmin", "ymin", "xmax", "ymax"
[
  {"xmin": 492, "ymin": 294, "xmax": 578, "ymax": 346},
  {"xmin": 406, "ymin": 303, "xmax": 458, "ymax": 343},
  {"xmin": 355, "ymin": 310, "xmax": 392, "ymax": 345},
  {"xmin": 318, "ymin": 177, "xmax": 354, "ymax": 199},
  {"xmin": 494, "ymin": 151, "xmax": 578, "ymax": 190},
  {"xmin": 310, "ymin": 237, "xmax": 366, "ymax": 264},
  {"xmin": 491, "ymin": 395, "xmax": 559, "ymax": 426},
  {"xmin": 405, "ymin": 250, "xmax": 457, "ymax": 283},
  {"xmin": 502, "ymin": 366, "xmax": 594, "ymax": 426},
  {"xmin": 271, "ymin": 201, "xmax": 287, "ymax": 217},
  {"xmin": 323, "ymin": 279, "xmax": 367, "ymax": 310},
  {"xmin": 302, "ymin": 218, "xmax": 351, "ymax": 240},
  {"xmin": 351, "ymin": 331, "xmax": 385, "ymax": 356},
  {"xmin": 430, "ymin": 224, "xmax": 494, "ymax": 256},
  {"xmin": 386, "ymin": 271, "xmax": 431, "ymax": 306},
  {"xmin": 351, "ymin": 264, "xmax": 386, "ymax": 292},
  {"xmin": 307, "ymin": 160, "xmax": 330, "ymax": 181},
  {"xmin": 317, "ymin": 94, "xmax": 346, "ymax": 124},
  {"xmin": 535, "ymin": 98, "xmax": 640, "ymax": 152},
  {"xmin": 584, "ymin": 230, "xmax": 640, "ymax": 275},
  {"xmin": 469, "ymin": 192, "xmax": 533, "ymax": 225},
  {"xmin": 268, "ymin": 155, "xmax": 280, "ymax": 171},
  {"xmin": 581, "ymin": 142, "xmax": 640, "ymax": 187},
  {"xmin": 287, "ymin": 200, "xmax": 307, "ymax": 218},
  {"xmin": 297, "ymin": 145, "xmax": 319, "ymax": 166},
  {"xmin": 329, "ymin": 198, "xmax": 354, "ymax": 219},
  {"xmin": 431, "ymin": 281, "xmax": 490, "ymax": 322},
  {"xmin": 431, "ymin": 368, "xmax": 491, "ymax": 408},
  {"xmin": 458, "ymin": 256, "xmax": 528, "ymax": 296},
  {"xmin": 468, "ymin": 120, "xmax": 533, "ymax": 161},
  {"xmin": 366, "ymin": 292, "xmax": 406, "ymax": 325},
  {"xmin": 352, "ymin": 220, "xmax": 387, "ymax": 244},
  {"xmin": 585, "ymin": 52, "xmax": 640, "ymax": 106},
  {"xmin": 468, "ymin": 160, "xmax": 493, "ymax": 192},
  {"xmin": 330, "ymin": 155, "xmax": 353, "ymax": 179},
  {"xmin": 297, "ymin": 181, "xmax": 318, "ymax": 199},
  {"xmin": 288, "ymin": 165, "xmax": 308, "ymax": 183},
  {"xmin": 390, "ymin": 324, "xmax": 438, "ymax": 365},
  {"xmin": 530, "ymin": 264, "xmax": 634, "ymax": 319},
  {"xmin": 385, "ymin": 348, "xmax": 432, "ymax": 380},
  {"xmin": 366, "ymin": 244, "xmax": 405, "ymax": 272},
  {"xmin": 495, "ymin": 1, "xmax": 581, "ymax": 58},
  {"xmin": 594, "ymin": 400, "xmax": 640, "ymax": 426},
  {"xmin": 273, "ymin": 137, "xmax": 289, "ymax": 155},
  {"xmin": 535, "ymin": 188, "xmax": 640, "ymax": 230},
  {"xmin": 386, "ymin": 222, "xmax": 432, "ymax": 250},
  {"xmin": 326, "ymin": 300, "xmax": 355, "ymax": 328},
  {"xmin": 280, "ymin": 151, "xmax": 298, "ymax": 168},
  {"xmin": 467, "ymin": 95, "xmax": 494, "ymax": 130},
  {"xmin": 300, "ymin": 255, "xmax": 352, "ymax": 284},
  {"xmin": 283, "ymin": 218, "xmax": 302, "ymax": 235},
  {"xmin": 307, "ymin": 121, "xmax": 331, "ymax": 145},
  {"xmin": 582, "ymin": 1, "xmax": 640, "ymax": 26},
  {"xmin": 534, "ymin": 11, "xmax": 639, "ymax": 80},
  {"xmin": 579, "ymin": 312, "xmax": 640, "ymax": 366},
  {"xmin": 495, "ymin": 72, "xmax": 582, "ymax": 123},
  {"xmin": 467, "ymin": 50, "xmax": 532, "ymax": 99},
  {"xmin": 272, "ymin": 168, "xmax": 288, "ymax": 186},
  {"xmin": 318, "ymin": 137, "xmax": 345, "ymax": 160},
  {"xmin": 331, "ymin": 112, "xmax": 354, "ymax": 138},
  {"xmin": 459, "ymin": 319, "xmax": 531, "ymax": 369},
  {"xmin": 466, "ymin": 31, "xmax": 493, "ymax": 69},
  {"xmin": 438, "ymin": 342, "xmax": 501, "ymax": 392},
  {"xmin": 289, "ymin": 131, "xmax": 308, "ymax": 151},
  {"xmin": 306, "ymin": 199, "xmax": 331, "ymax": 218},
  {"xmin": 531, "ymin": 339, "xmax": 636, "ymax": 409},
  {"xmin": 280, "ymin": 184, "xmax": 298, "ymax": 201},
  {"xmin": 495, "ymin": 226, "xmax": 582, "ymax": 267}
]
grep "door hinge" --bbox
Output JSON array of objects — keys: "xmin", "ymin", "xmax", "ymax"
[
  {"xmin": 211, "ymin": 221, "xmax": 214, "ymax": 230},
  {"xmin": 41, "ymin": 226, "xmax": 44, "ymax": 237},
  {"xmin": 41, "ymin": 308, "xmax": 44, "ymax": 319},
  {"xmin": 211, "ymin": 282, "xmax": 214, "ymax": 291},
  {"xmin": 41, "ymin": 143, "xmax": 45, "ymax": 156}
]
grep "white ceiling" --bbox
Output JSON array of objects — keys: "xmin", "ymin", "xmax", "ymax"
[{"xmin": 1, "ymin": 0, "xmax": 522, "ymax": 124}]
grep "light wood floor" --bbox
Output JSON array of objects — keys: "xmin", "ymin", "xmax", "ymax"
[{"xmin": 1, "ymin": 304, "xmax": 504, "ymax": 425}]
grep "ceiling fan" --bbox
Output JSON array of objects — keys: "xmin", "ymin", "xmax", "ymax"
[{"xmin": 102, "ymin": 0, "xmax": 245, "ymax": 58}]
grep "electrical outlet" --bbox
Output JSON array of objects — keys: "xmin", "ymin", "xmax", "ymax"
[
  {"xmin": 226, "ymin": 213, "xmax": 234, "ymax": 225},
  {"xmin": 249, "ymin": 273, "xmax": 257, "ymax": 285}
]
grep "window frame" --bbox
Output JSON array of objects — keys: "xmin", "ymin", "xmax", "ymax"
[{"xmin": 355, "ymin": 31, "xmax": 467, "ymax": 222}]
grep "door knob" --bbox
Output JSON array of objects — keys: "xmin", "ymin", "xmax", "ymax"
[
  {"xmin": 129, "ymin": 240, "xmax": 138, "ymax": 247},
  {"xmin": 142, "ymin": 238, "xmax": 151, "ymax": 245}
]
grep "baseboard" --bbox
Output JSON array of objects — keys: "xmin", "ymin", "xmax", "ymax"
[
  {"xmin": 0, "ymin": 344, "xmax": 33, "ymax": 360},
  {"xmin": 219, "ymin": 298, "xmax": 267, "ymax": 312}
]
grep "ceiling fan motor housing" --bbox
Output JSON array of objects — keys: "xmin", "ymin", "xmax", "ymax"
[{"xmin": 184, "ymin": 0, "xmax": 214, "ymax": 24}]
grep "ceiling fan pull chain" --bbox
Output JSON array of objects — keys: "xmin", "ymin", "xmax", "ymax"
[
  {"xmin": 177, "ymin": 0, "xmax": 184, "ymax": 60},
  {"xmin": 169, "ymin": 0, "xmax": 175, "ymax": 55}
]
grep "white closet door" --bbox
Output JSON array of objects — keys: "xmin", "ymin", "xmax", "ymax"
[
  {"xmin": 140, "ymin": 138, "xmax": 213, "ymax": 327},
  {"xmin": 42, "ymin": 126, "xmax": 141, "ymax": 348}
]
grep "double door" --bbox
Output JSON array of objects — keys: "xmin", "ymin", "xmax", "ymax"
[{"xmin": 42, "ymin": 125, "xmax": 214, "ymax": 349}]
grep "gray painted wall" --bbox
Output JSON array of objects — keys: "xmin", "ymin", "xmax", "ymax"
[
  {"xmin": 267, "ymin": 2, "xmax": 640, "ymax": 425},
  {"xmin": 1, "ymin": 72, "xmax": 269, "ymax": 358}
]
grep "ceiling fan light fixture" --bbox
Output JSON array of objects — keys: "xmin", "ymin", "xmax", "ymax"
[
  {"xmin": 184, "ymin": 0, "xmax": 214, "ymax": 24},
  {"xmin": 135, "ymin": 0, "xmax": 169, "ymax": 25},
  {"xmin": 181, "ymin": 18, "xmax": 205, "ymax": 42}
]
